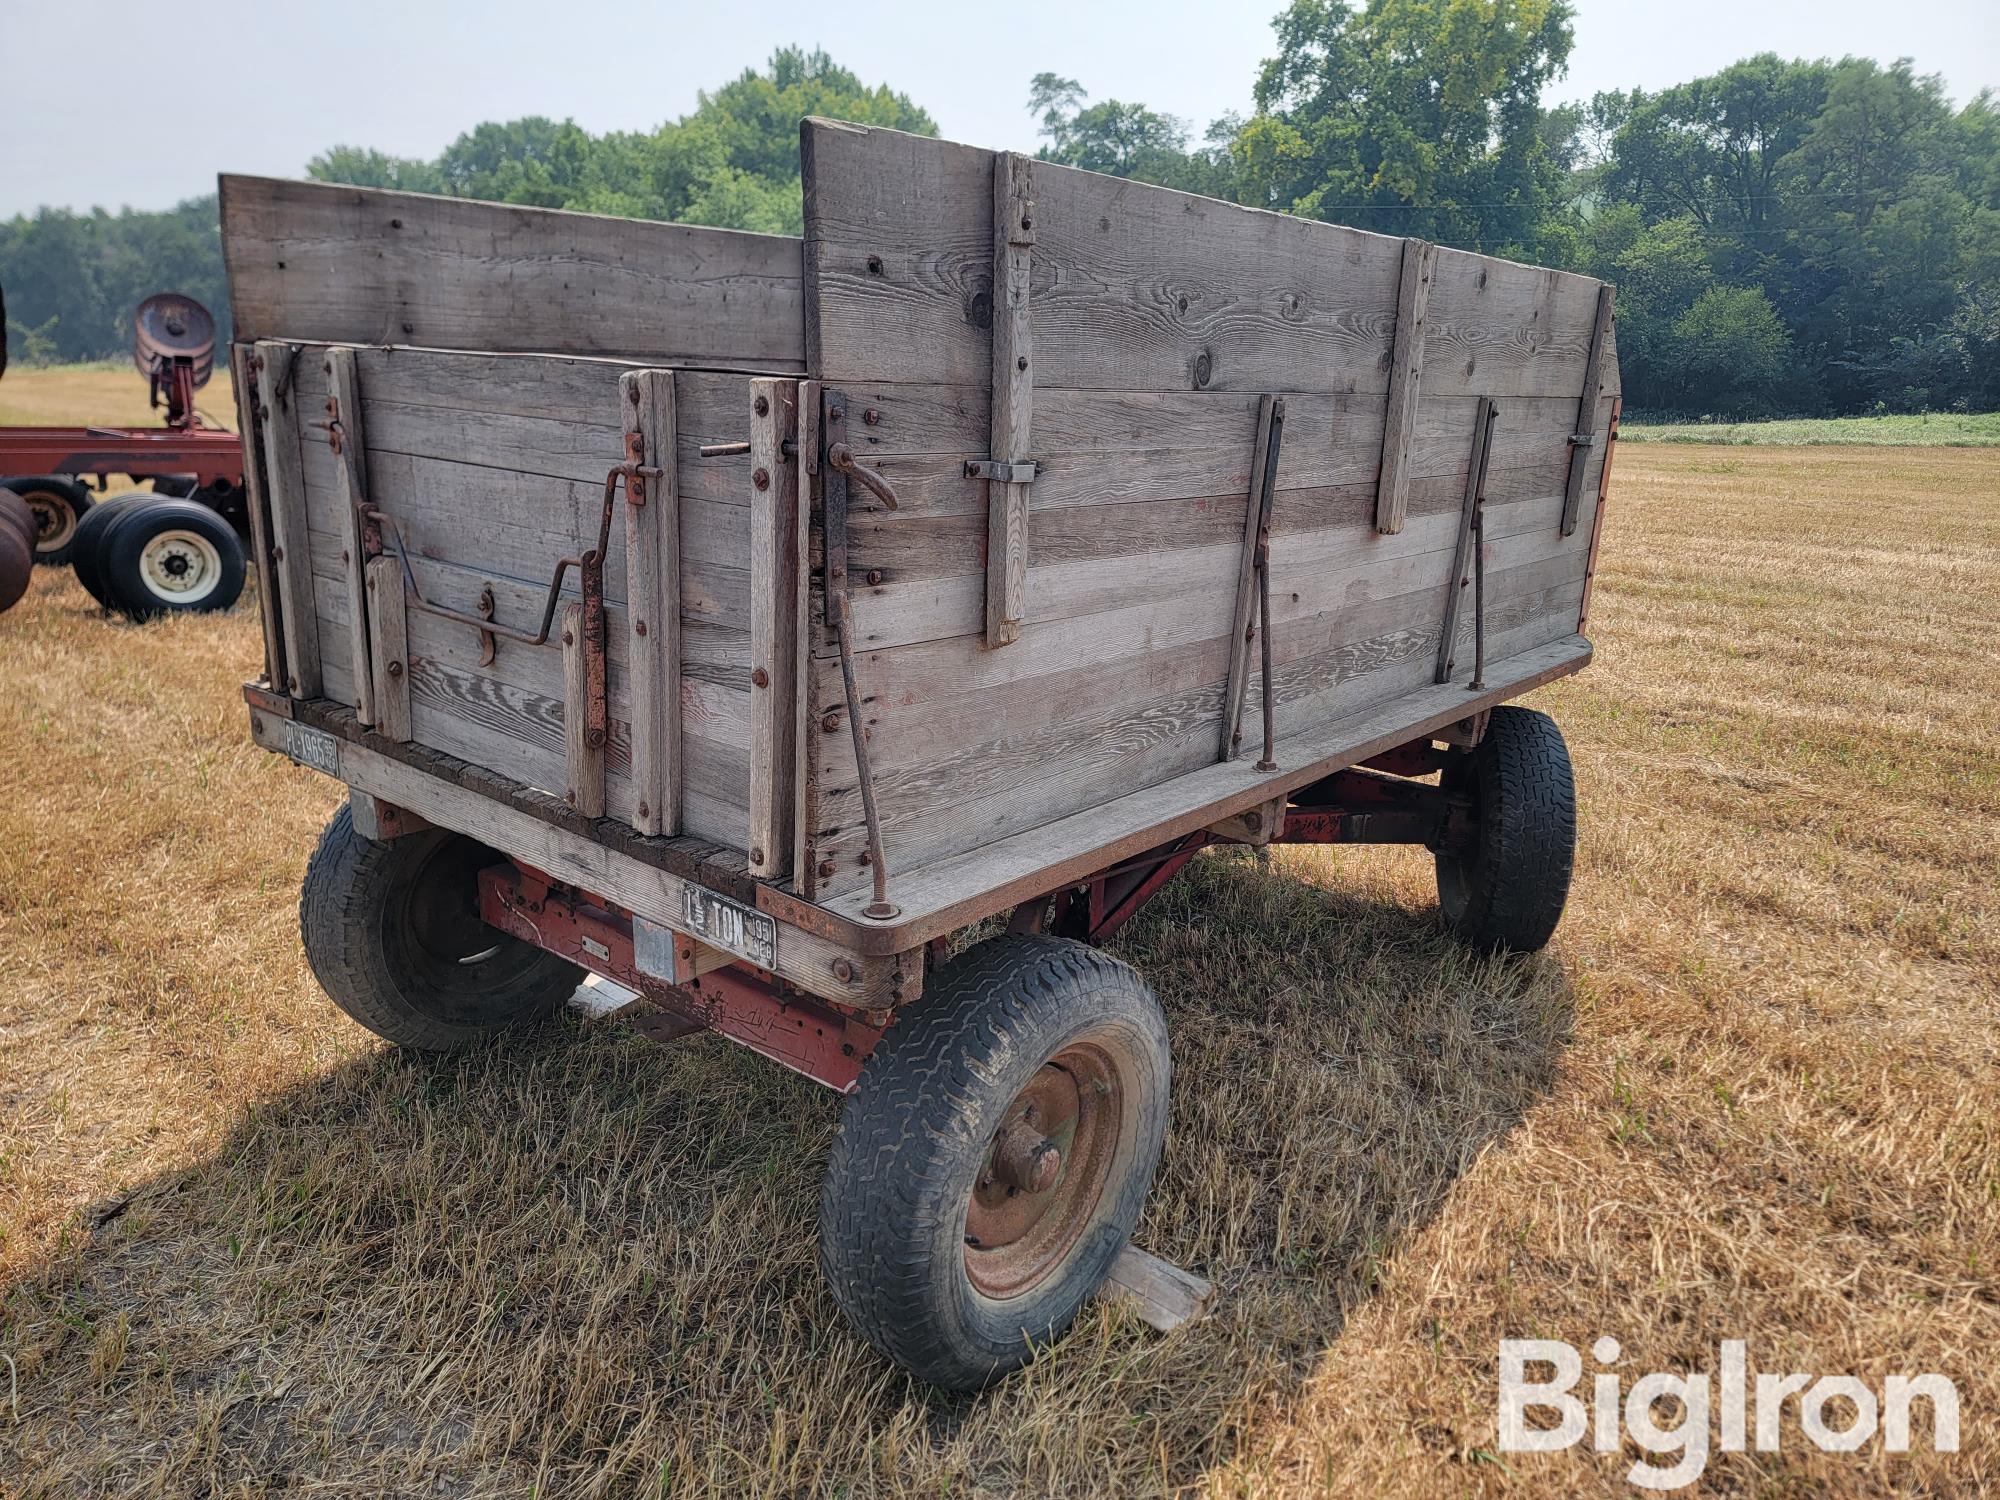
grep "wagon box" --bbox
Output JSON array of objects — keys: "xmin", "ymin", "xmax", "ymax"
[{"xmin": 225, "ymin": 117, "xmax": 1619, "ymax": 1388}]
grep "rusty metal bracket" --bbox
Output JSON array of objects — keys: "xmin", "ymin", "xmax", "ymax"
[{"xmin": 824, "ymin": 390, "xmax": 898, "ymax": 921}]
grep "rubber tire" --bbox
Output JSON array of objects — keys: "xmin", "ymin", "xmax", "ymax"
[
  {"xmin": 71, "ymin": 495, "xmax": 152, "ymax": 608},
  {"xmin": 0, "ymin": 488, "xmax": 34, "ymax": 553},
  {"xmin": 299, "ymin": 803, "xmax": 583, "ymax": 1051},
  {"xmin": 1434, "ymin": 705, "xmax": 1577, "ymax": 954},
  {"xmin": 0, "ymin": 519, "xmax": 31, "ymax": 613},
  {"xmin": 819, "ymin": 935, "xmax": 1172, "ymax": 1390},
  {"xmin": 100, "ymin": 497, "xmax": 246, "ymax": 620},
  {"xmin": 4, "ymin": 476, "xmax": 93, "ymax": 566}
]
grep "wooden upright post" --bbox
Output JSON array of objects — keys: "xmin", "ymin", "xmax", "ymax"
[
  {"xmin": 227, "ymin": 342, "xmax": 287, "ymax": 691},
  {"xmin": 252, "ymin": 341, "xmax": 320, "ymax": 700},
  {"xmin": 986, "ymin": 152, "xmax": 1035, "ymax": 647},
  {"xmin": 748, "ymin": 378, "xmax": 802, "ymax": 878},
  {"xmin": 1561, "ymin": 284, "xmax": 1616, "ymax": 536},
  {"xmin": 1374, "ymin": 238, "xmax": 1436, "ymax": 535},
  {"xmin": 324, "ymin": 347, "xmax": 375, "ymax": 725},
  {"xmin": 622, "ymin": 370, "xmax": 679, "ymax": 835}
]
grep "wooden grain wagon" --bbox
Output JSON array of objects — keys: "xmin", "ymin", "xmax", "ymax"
[{"xmin": 225, "ymin": 119, "xmax": 1620, "ymax": 1389}]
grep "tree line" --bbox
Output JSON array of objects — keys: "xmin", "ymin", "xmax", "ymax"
[{"xmin": 4, "ymin": 11, "xmax": 1995, "ymax": 418}]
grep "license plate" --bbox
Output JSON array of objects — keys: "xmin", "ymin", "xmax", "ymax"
[
  {"xmin": 679, "ymin": 885, "xmax": 777, "ymax": 970},
  {"xmin": 281, "ymin": 721, "xmax": 341, "ymax": 776}
]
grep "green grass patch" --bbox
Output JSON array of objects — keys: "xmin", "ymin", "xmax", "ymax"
[{"xmin": 1621, "ymin": 411, "xmax": 2000, "ymax": 446}]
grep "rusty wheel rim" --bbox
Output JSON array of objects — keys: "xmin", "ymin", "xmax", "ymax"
[{"xmin": 964, "ymin": 1040, "xmax": 1123, "ymax": 1299}]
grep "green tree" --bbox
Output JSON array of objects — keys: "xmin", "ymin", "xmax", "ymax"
[{"xmin": 1669, "ymin": 285, "xmax": 1792, "ymax": 410}]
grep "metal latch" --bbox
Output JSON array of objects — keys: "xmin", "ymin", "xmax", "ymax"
[{"xmin": 964, "ymin": 459, "xmax": 1038, "ymax": 484}]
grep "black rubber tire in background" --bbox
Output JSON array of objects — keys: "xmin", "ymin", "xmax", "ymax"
[
  {"xmin": 0, "ymin": 488, "xmax": 34, "ymax": 553},
  {"xmin": 0, "ymin": 513, "xmax": 31, "ymax": 613},
  {"xmin": 3, "ymin": 476, "xmax": 93, "ymax": 566},
  {"xmin": 71, "ymin": 495, "xmax": 151, "ymax": 607},
  {"xmin": 299, "ymin": 804, "xmax": 583, "ymax": 1052},
  {"xmin": 1434, "ymin": 705, "xmax": 1577, "ymax": 954},
  {"xmin": 99, "ymin": 497, "xmax": 246, "ymax": 619},
  {"xmin": 819, "ymin": 935, "xmax": 1172, "ymax": 1390}
]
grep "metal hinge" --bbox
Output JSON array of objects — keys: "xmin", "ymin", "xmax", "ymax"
[{"xmin": 964, "ymin": 459, "xmax": 1039, "ymax": 484}]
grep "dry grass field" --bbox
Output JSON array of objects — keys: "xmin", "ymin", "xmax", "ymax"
[{"xmin": 1, "ymin": 394, "xmax": 1995, "ymax": 1495}]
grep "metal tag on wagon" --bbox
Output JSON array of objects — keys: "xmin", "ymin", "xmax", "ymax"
[
  {"xmin": 679, "ymin": 886, "xmax": 777, "ymax": 970},
  {"xmin": 281, "ymin": 721, "xmax": 341, "ymax": 776}
]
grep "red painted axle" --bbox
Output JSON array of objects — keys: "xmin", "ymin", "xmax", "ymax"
[{"xmin": 0, "ymin": 426, "xmax": 244, "ymax": 487}]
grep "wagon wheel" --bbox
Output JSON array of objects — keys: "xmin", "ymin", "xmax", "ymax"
[
  {"xmin": 819, "ymin": 935, "xmax": 1170, "ymax": 1389},
  {"xmin": 1434, "ymin": 704, "xmax": 1577, "ymax": 954}
]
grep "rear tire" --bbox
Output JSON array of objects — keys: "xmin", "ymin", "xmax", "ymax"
[
  {"xmin": 100, "ymin": 497, "xmax": 245, "ymax": 619},
  {"xmin": 1434, "ymin": 705, "xmax": 1577, "ymax": 954},
  {"xmin": 0, "ymin": 511, "xmax": 31, "ymax": 613},
  {"xmin": 299, "ymin": 803, "xmax": 583, "ymax": 1051},
  {"xmin": 71, "ymin": 495, "xmax": 151, "ymax": 608},
  {"xmin": 4, "ymin": 476, "xmax": 93, "ymax": 566},
  {"xmin": 819, "ymin": 935, "xmax": 1171, "ymax": 1390}
]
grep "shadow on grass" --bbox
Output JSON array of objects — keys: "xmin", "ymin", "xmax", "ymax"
[{"xmin": 1, "ymin": 846, "xmax": 1574, "ymax": 1497}]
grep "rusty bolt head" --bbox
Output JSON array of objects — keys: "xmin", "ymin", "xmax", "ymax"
[
  {"xmin": 818, "ymin": 860, "xmax": 836, "ymax": 879},
  {"xmin": 638, "ymin": 800, "xmax": 650, "ymax": 819},
  {"xmin": 635, "ymin": 619, "xmax": 648, "ymax": 637},
  {"xmin": 386, "ymin": 659, "xmax": 404, "ymax": 679},
  {"xmin": 832, "ymin": 958, "xmax": 855, "ymax": 983},
  {"xmin": 754, "ymin": 395, "xmax": 770, "ymax": 416},
  {"xmin": 753, "ymin": 467, "xmax": 771, "ymax": 490},
  {"xmin": 865, "ymin": 569, "xmax": 883, "ymax": 586},
  {"xmin": 749, "ymin": 845, "xmax": 765, "ymax": 865},
  {"xmin": 325, "ymin": 397, "xmax": 336, "ymax": 415},
  {"xmin": 822, "ymin": 712, "xmax": 841, "ymax": 733},
  {"xmin": 565, "ymin": 790, "xmax": 577, "ymax": 805},
  {"xmin": 562, "ymin": 629, "xmax": 575, "ymax": 647},
  {"xmin": 862, "ymin": 408, "xmax": 881, "ymax": 426},
  {"xmin": 751, "ymin": 667, "xmax": 770, "ymax": 688}
]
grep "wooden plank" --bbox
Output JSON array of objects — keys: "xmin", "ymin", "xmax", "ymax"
[
  {"xmin": 818, "ymin": 633, "xmax": 1594, "ymax": 939},
  {"xmin": 251, "ymin": 341, "xmax": 322, "ymax": 699},
  {"xmin": 985, "ymin": 152, "xmax": 1034, "ymax": 647},
  {"xmin": 1561, "ymin": 283, "xmax": 1616, "ymax": 536},
  {"xmin": 1373, "ymin": 238, "xmax": 1436, "ymax": 535},
  {"xmin": 1219, "ymin": 396, "xmax": 1279, "ymax": 760},
  {"xmin": 748, "ymin": 377, "xmax": 801, "ymax": 877},
  {"xmin": 228, "ymin": 342, "xmax": 286, "ymax": 689},
  {"xmin": 365, "ymin": 555, "xmax": 412, "ymax": 742},
  {"xmin": 622, "ymin": 369, "xmax": 679, "ymax": 835},
  {"xmin": 247, "ymin": 708, "xmax": 913, "ymax": 1009},
  {"xmin": 1097, "ymin": 1246, "xmax": 1214, "ymax": 1332},
  {"xmin": 794, "ymin": 381, "xmax": 824, "ymax": 898},
  {"xmin": 220, "ymin": 175, "xmax": 805, "ymax": 367},
  {"xmin": 561, "ymin": 601, "xmax": 605, "ymax": 818},
  {"xmin": 1435, "ymin": 398, "xmax": 1496, "ymax": 684},
  {"xmin": 323, "ymin": 347, "xmax": 376, "ymax": 726}
]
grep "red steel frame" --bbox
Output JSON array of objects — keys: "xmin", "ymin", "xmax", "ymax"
[
  {"xmin": 489, "ymin": 734, "xmax": 1473, "ymax": 1092},
  {"xmin": 0, "ymin": 364, "xmax": 244, "ymax": 488}
]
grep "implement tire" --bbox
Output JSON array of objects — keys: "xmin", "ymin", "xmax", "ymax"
[{"xmin": 1434, "ymin": 705, "xmax": 1577, "ymax": 954}]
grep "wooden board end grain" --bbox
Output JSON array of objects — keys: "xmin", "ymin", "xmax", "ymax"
[{"xmin": 1097, "ymin": 1245, "xmax": 1215, "ymax": 1332}]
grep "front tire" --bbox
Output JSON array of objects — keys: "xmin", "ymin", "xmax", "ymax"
[
  {"xmin": 819, "ymin": 935, "xmax": 1171, "ymax": 1390},
  {"xmin": 100, "ymin": 497, "xmax": 245, "ymax": 619},
  {"xmin": 1434, "ymin": 705, "xmax": 1577, "ymax": 954},
  {"xmin": 299, "ymin": 804, "xmax": 583, "ymax": 1051}
]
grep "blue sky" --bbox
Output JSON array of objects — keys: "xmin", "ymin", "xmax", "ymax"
[{"xmin": 2, "ymin": 0, "xmax": 1994, "ymax": 215}]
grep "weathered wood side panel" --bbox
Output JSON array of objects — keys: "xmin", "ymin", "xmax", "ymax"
[
  {"xmin": 280, "ymin": 344, "xmax": 756, "ymax": 846},
  {"xmin": 221, "ymin": 176, "xmax": 804, "ymax": 368},
  {"xmin": 800, "ymin": 120, "xmax": 1617, "ymax": 900}
]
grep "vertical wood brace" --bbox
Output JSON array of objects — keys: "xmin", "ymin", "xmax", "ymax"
[
  {"xmin": 748, "ymin": 377, "xmax": 802, "ymax": 879},
  {"xmin": 1578, "ymin": 397, "xmax": 1622, "ymax": 634},
  {"xmin": 1374, "ymin": 238, "xmax": 1436, "ymax": 535},
  {"xmin": 251, "ymin": 341, "xmax": 321, "ymax": 699},
  {"xmin": 622, "ymin": 370, "xmax": 680, "ymax": 835},
  {"xmin": 228, "ymin": 342, "xmax": 287, "ymax": 691},
  {"xmin": 562, "ymin": 600, "xmax": 605, "ymax": 818},
  {"xmin": 794, "ymin": 381, "xmax": 824, "ymax": 899},
  {"xmin": 1435, "ymin": 397, "xmax": 1498, "ymax": 684},
  {"xmin": 1220, "ymin": 396, "xmax": 1284, "ymax": 760},
  {"xmin": 365, "ymin": 555, "xmax": 411, "ymax": 742},
  {"xmin": 1561, "ymin": 283, "xmax": 1616, "ymax": 536},
  {"xmin": 323, "ymin": 347, "xmax": 375, "ymax": 726},
  {"xmin": 985, "ymin": 152, "xmax": 1035, "ymax": 648}
]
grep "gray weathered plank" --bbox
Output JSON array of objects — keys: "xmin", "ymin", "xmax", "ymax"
[
  {"xmin": 366, "ymin": 554, "xmax": 412, "ymax": 742},
  {"xmin": 1098, "ymin": 1246, "xmax": 1214, "ymax": 1332},
  {"xmin": 1561, "ymin": 284, "xmax": 1617, "ymax": 536},
  {"xmin": 623, "ymin": 369, "xmax": 680, "ymax": 836},
  {"xmin": 221, "ymin": 175, "xmax": 805, "ymax": 367},
  {"xmin": 323, "ymin": 347, "xmax": 376, "ymax": 725},
  {"xmin": 1373, "ymin": 238, "xmax": 1436, "ymax": 534},
  {"xmin": 252, "ymin": 341, "xmax": 322, "ymax": 699},
  {"xmin": 748, "ymin": 377, "xmax": 801, "ymax": 877},
  {"xmin": 562, "ymin": 601, "xmax": 606, "ymax": 818},
  {"xmin": 228, "ymin": 342, "xmax": 287, "ymax": 688},
  {"xmin": 985, "ymin": 152, "xmax": 1035, "ymax": 647}
]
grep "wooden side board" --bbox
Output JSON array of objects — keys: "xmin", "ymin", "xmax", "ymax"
[{"xmin": 221, "ymin": 175, "xmax": 804, "ymax": 368}]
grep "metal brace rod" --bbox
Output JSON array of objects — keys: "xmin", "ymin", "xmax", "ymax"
[{"xmin": 823, "ymin": 392, "xmax": 898, "ymax": 920}]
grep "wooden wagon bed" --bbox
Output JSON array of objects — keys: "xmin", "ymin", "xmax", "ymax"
[{"xmin": 228, "ymin": 116, "xmax": 1618, "ymax": 1004}]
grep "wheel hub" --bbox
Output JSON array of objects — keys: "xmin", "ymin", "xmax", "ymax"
[
  {"xmin": 138, "ymin": 528, "xmax": 222, "ymax": 602},
  {"xmin": 964, "ymin": 1044, "xmax": 1122, "ymax": 1299},
  {"xmin": 26, "ymin": 494, "xmax": 74, "ymax": 550}
]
